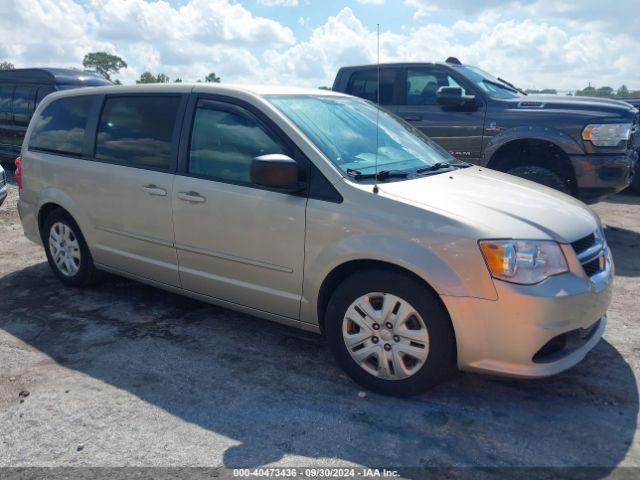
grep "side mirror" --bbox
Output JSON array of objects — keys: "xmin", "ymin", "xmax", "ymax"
[
  {"xmin": 436, "ymin": 86, "xmax": 476, "ymax": 109},
  {"xmin": 250, "ymin": 154, "xmax": 302, "ymax": 192}
]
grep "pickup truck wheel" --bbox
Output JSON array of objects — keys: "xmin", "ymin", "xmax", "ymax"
[
  {"xmin": 325, "ymin": 269, "xmax": 456, "ymax": 396},
  {"xmin": 506, "ymin": 166, "xmax": 569, "ymax": 193}
]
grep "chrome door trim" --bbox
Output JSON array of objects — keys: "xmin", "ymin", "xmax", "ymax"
[
  {"xmin": 95, "ymin": 225, "xmax": 174, "ymax": 248},
  {"xmin": 175, "ymin": 242, "xmax": 293, "ymax": 273}
]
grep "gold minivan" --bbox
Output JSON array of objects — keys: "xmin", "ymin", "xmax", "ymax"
[{"xmin": 17, "ymin": 84, "xmax": 613, "ymax": 396}]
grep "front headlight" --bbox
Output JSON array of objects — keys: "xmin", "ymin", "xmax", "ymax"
[
  {"xmin": 582, "ymin": 123, "xmax": 632, "ymax": 147},
  {"xmin": 479, "ymin": 240, "xmax": 568, "ymax": 285}
]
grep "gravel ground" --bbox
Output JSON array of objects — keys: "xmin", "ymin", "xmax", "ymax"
[{"xmin": 0, "ymin": 171, "xmax": 638, "ymax": 474}]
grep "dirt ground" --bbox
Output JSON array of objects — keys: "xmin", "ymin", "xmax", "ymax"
[{"xmin": 0, "ymin": 170, "xmax": 638, "ymax": 475}]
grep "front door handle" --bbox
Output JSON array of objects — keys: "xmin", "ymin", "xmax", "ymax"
[
  {"xmin": 177, "ymin": 191, "xmax": 206, "ymax": 203},
  {"xmin": 142, "ymin": 184, "xmax": 167, "ymax": 196}
]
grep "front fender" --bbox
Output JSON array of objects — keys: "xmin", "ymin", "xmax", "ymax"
[
  {"xmin": 300, "ymin": 233, "xmax": 498, "ymax": 326},
  {"xmin": 483, "ymin": 126, "xmax": 583, "ymax": 164}
]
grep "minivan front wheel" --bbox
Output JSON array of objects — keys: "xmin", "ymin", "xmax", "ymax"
[
  {"xmin": 43, "ymin": 209, "xmax": 99, "ymax": 287},
  {"xmin": 326, "ymin": 269, "xmax": 456, "ymax": 396}
]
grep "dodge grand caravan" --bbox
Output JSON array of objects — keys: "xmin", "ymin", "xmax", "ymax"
[{"xmin": 17, "ymin": 84, "xmax": 613, "ymax": 395}]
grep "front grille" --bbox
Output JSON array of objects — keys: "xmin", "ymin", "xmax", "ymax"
[
  {"xmin": 583, "ymin": 258, "xmax": 601, "ymax": 277},
  {"xmin": 571, "ymin": 233, "xmax": 595, "ymax": 255},
  {"xmin": 571, "ymin": 230, "xmax": 606, "ymax": 278}
]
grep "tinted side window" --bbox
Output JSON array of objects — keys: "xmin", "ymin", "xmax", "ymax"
[
  {"xmin": 29, "ymin": 95, "xmax": 94, "ymax": 156},
  {"xmin": 189, "ymin": 105, "xmax": 287, "ymax": 183},
  {"xmin": 13, "ymin": 86, "xmax": 37, "ymax": 127},
  {"xmin": 406, "ymin": 68, "xmax": 467, "ymax": 105},
  {"xmin": 346, "ymin": 69, "xmax": 397, "ymax": 105},
  {"xmin": 95, "ymin": 96, "xmax": 180, "ymax": 170},
  {"xmin": 0, "ymin": 85, "xmax": 14, "ymax": 124},
  {"xmin": 36, "ymin": 87, "xmax": 55, "ymax": 106}
]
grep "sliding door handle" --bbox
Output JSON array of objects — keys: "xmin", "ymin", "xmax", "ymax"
[
  {"xmin": 177, "ymin": 191, "xmax": 206, "ymax": 203},
  {"xmin": 142, "ymin": 184, "xmax": 167, "ymax": 196}
]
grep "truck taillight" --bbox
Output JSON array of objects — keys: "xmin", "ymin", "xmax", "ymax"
[{"xmin": 15, "ymin": 156, "xmax": 22, "ymax": 189}]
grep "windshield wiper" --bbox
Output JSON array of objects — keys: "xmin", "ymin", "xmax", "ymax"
[
  {"xmin": 347, "ymin": 169, "xmax": 409, "ymax": 181},
  {"xmin": 497, "ymin": 77, "xmax": 527, "ymax": 96},
  {"xmin": 482, "ymin": 79, "xmax": 520, "ymax": 95},
  {"xmin": 415, "ymin": 162, "xmax": 459, "ymax": 174}
]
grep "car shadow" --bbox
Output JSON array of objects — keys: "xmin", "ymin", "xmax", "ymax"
[
  {"xmin": 603, "ymin": 225, "xmax": 640, "ymax": 277},
  {"xmin": 0, "ymin": 263, "xmax": 637, "ymax": 476}
]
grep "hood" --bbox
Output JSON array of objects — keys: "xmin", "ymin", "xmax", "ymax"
[
  {"xmin": 503, "ymin": 94, "xmax": 638, "ymax": 121},
  {"xmin": 379, "ymin": 166, "xmax": 599, "ymax": 243}
]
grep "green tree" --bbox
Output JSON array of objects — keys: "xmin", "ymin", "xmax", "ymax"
[
  {"xmin": 575, "ymin": 85, "xmax": 597, "ymax": 97},
  {"xmin": 136, "ymin": 72, "xmax": 170, "ymax": 84},
  {"xmin": 204, "ymin": 72, "xmax": 221, "ymax": 83},
  {"xmin": 616, "ymin": 85, "xmax": 630, "ymax": 98},
  {"xmin": 0, "ymin": 61, "xmax": 14, "ymax": 70},
  {"xmin": 136, "ymin": 71, "xmax": 158, "ymax": 84},
  {"xmin": 174, "ymin": 78, "xmax": 183, "ymax": 83},
  {"xmin": 318, "ymin": 86, "xmax": 331, "ymax": 90},
  {"xmin": 596, "ymin": 86, "xmax": 614, "ymax": 98},
  {"xmin": 525, "ymin": 88, "xmax": 557, "ymax": 94},
  {"xmin": 82, "ymin": 52, "xmax": 127, "ymax": 81}
]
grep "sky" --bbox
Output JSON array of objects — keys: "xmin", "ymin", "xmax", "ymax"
[{"xmin": 0, "ymin": 0, "xmax": 638, "ymax": 91}]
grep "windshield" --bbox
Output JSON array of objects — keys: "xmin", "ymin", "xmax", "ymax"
[
  {"xmin": 454, "ymin": 66, "xmax": 523, "ymax": 99},
  {"xmin": 267, "ymin": 95, "xmax": 456, "ymax": 178}
]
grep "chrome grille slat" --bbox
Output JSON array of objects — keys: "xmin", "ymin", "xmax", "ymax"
[{"xmin": 571, "ymin": 230, "xmax": 606, "ymax": 278}]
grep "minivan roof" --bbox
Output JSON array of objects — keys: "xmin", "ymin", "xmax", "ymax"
[
  {"xmin": 39, "ymin": 83, "xmax": 348, "ymax": 98},
  {"xmin": 0, "ymin": 68, "xmax": 113, "ymax": 87}
]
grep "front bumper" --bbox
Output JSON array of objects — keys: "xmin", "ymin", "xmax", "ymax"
[
  {"xmin": 442, "ymin": 245, "xmax": 613, "ymax": 378},
  {"xmin": 570, "ymin": 150, "xmax": 636, "ymax": 203}
]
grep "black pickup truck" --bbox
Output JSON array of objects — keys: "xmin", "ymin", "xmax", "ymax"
[{"xmin": 333, "ymin": 59, "xmax": 639, "ymax": 202}]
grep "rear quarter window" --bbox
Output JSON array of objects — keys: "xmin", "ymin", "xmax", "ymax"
[
  {"xmin": 95, "ymin": 95, "xmax": 181, "ymax": 170},
  {"xmin": 29, "ymin": 95, "xmax": 94, "ymax": 156},
  {"xmin": 345, "ymin": 69, "xmax": 398, "ymax": 105}
]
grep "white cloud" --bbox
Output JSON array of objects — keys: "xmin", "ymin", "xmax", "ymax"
[
  {"xmin": 0, "ymin": 0, "xmax": 295, "ymax": 84},
  {"xmin": 263, "ymin": 6, "xmax": 640, "ymax": 91},
  {"xmin": 404, "ymin": 0, "xmax": 638, "ymax": 34},
  {"xmin": 257, "ymin": 0, "xmax": 299, "ymax": 6},
  {"xmin": 0, "ymin": 0, "xmax": 638, "ymax": 91}
]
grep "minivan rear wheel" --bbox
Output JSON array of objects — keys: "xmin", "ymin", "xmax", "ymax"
[
  {"xmin": 325, "ymin": 269, "xmax": 456, "ymax": 396},
  {"xmin": 42, "ymin": 209, "xmax": 99, "ymax": 287}
]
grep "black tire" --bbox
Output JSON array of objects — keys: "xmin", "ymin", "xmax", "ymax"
[
  {"xmin": 42, "ymin": 209, "xmax": 100, "ymax": 287},
  {"xmin": 506, "ymin": 165, "xmax": 569, "ymax": 193},
  {"xmin": 325, "ymin": 269, "xmax": 456, "ymax": 396}
]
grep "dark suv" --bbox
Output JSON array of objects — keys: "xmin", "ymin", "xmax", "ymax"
[
  {"xmin": 0, "ymin": 68, "xmax": 112, "ymax": 166},
  {"xmin": 333, "ymin": 59, "xmax": 639, "ymax": 203}
]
